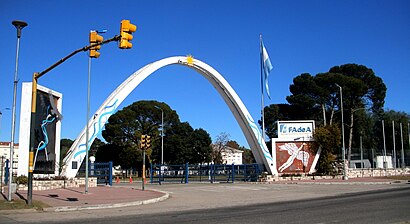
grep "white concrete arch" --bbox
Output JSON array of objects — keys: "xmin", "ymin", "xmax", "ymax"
[{"xmin": 61, "ymin": 56, "xmax": 278, "ymax": 178}]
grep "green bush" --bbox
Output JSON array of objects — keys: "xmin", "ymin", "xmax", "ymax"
[
  {"xmin": 15, "ymin": 175, "xmax": 28, "ymax": 185},
  {"xmin": 313, "ymin": 124, "xmax": 341, "ymax": 175}
]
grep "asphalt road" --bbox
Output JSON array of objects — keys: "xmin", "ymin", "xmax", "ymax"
[
  {"xmin": 3, "ymin": 184, "xmax": 409, "ymax": 224},
  {"xmin": 61, "ymin": 187, "xmax": 410, "ymax": 224}
]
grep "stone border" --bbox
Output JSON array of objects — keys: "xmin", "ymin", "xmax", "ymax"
[
  {"xmin": 259, "ymin": 168, "xmax": 410, "ymax": 182},
  {"xmin": 17, "ymin": 177, "xmax": 97, "ymax": 191}
]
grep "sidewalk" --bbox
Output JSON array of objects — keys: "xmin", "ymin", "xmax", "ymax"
[{"xmin": 11, "ymin": 186, "xmax": 169, "ymax": 212}]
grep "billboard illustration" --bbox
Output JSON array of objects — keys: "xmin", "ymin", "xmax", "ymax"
[
  {"xmin": 273, "ymin": 141, "xmax": 320, "ymax": 174},
  {"xmin": 33, "ymin": 90, "xmax": 62, "ymax": 174}
]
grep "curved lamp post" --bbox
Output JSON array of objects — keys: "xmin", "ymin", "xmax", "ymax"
[
  {"xmin": 335, "ymin": 83, "xmax": 348, "ymax": 180},
  {"xmin": 9, "ymin": 20, "xmax": 28, "ymax": 201}
]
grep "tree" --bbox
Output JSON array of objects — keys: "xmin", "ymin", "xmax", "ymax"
[
  {"xmin": 189, "ymin": 128, "xmax": 213, "ymax": 164},
  {"xmin": 286, "ymin": 73, "xmax": 327, "ymax": 123},
  {"xmin": 95, "ymin": 143, "xmax": 121, "ymax": 164},
  {"xmin": 242, "ymin": 147, "xmax": 256, "ymax": 164},
  {"xmin": 102, "ymin": 100, "xmax": 180, "ymax": 167},
  {"xmin": 226, "ymin": 140, "xmax": 240, "ymax": 149},
  {"xmin": 101, "ymin": 100, "xmax": 213, "ymax": 167},
  {"xmin": 60, "ymin": 138, "xmax": 73, "ymax": 159},
  {"xmin": 329, "ymin": 64, "xmax": 386, "ymax": 117},
  {"xmin": 164, "ymin": 122, "xmax": 212, "ymax": 164},
  {"xmin": 328, "ymin": 64, "xmax": 387, "ymax": 163},
  {"xmin": 90, "ymin": 138, "xmax": 105, "ymax": 157},
  {"xmin": 59, "ymin": 138, "xmax": 74, "ymax": 175},
  {"xmin": 212, "ymin": 132, "xmax": 230, "ymax": 164},
  {"xmin": 380, "ymin": 110, "xmax": 410, "ymax": 166},
  {"xmin": 312, "ymin": 124, "xmax": 341, "ymax": 174}
]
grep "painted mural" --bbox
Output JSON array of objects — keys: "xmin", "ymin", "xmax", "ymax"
[{"xmin": 275, "ymin": 142, "xmax": 315, "ymax": 173}]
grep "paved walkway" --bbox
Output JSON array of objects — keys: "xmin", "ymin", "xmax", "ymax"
[{"xmin": 12, "ymin": 186, "xmax": 168, "ymax": 212}]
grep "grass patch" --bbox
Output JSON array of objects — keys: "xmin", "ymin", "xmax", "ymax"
[{"xmin": 0, "ymin": 198, "xmax": 50, "ymax": 211}]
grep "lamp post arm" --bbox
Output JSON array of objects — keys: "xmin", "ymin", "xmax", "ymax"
[
  {"xmin": 27, "ymin": 34, "xmax": 120, "ymax": 205},
  {"xmin": 36, "ymin": 35, "xmax": 121, "ymax": 79}
]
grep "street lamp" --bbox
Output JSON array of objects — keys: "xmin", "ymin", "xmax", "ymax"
[
  {"xmin": 9, "ymin": 20, "xmax": 28, "ymax": 201},
  {"xmin": 154, "ymin": 106, "xmax": 164, "ymax": 166},
  {"xmin": 335, "ymin": 83, "xmax": 348, "ymax": 180}
]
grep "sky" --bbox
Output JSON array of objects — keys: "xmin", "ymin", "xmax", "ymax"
[{"xmin": 0, "ymin": 0, "xmax": 409, "ymax": 149}]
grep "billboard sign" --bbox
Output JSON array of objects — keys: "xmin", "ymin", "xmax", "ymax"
[
  {"xmin": 32, "ymin": 90, "xmax": 61, "ymax": 174},
  {"xmin": 18, "ymin": 82, "xmax": 62, "ymax": 177},
  {"xmin": 277, "ymin": 120, "xmax": 315, "ymax": 140}
]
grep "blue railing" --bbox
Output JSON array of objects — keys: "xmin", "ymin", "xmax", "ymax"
[
  {"xmin": 78, "ymin": 161, "xmax": 113, "ymax": 185},
  {"xmin": 150, "ymin": 163, "xmax": 261, "ymax": 184}
]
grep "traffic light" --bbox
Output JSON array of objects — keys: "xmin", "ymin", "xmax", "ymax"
[
  {"xmin": 119, "ymin": 20, "xmax": 137, "ymax": 49},
  {"xmin": 146, "ymin": 135, "xmax": 151, "ymax": 149},
  {"xmin": 141, "ymin": 135, "xmax": 146, "ymax": 149},
  {"xmin": 89, "ymin": 31, "xmax": 103, "ymax": 58}
]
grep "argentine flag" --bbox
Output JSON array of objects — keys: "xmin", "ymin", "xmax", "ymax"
[{"xmin": 262, "ymin": 41, "xmax": 273, "ymax": 99}]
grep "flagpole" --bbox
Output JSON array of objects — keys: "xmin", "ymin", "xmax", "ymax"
[{"xmin": 260, "ymin": 34, "xmax": 266, "ymax": 141}]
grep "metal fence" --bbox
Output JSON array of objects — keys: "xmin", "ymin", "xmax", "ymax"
[
  {"xmin": 346, "ymin": 147, "xmax": 410, "ymax": 169},
  {"xmin": 150, "ymin": 163, "xmax": 261, "ymax": 184},
  {"xmin": 78, "ymin": 161, "xmax": 113, "ymax": 185}
]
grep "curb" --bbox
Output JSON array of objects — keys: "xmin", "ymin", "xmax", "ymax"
[
  {"xmin": 252, "ymin": 180, "xmax": 408, "ymax": 185},
  {"xmin": 43, "ymin": 190, "xmax": 170, "ymax": 212},
  {"xmin": 280, "ymin": 181, "xmax": 395, "ymax": 185},
  {"xmin": 0, "ymin": 208, "xmax": 38, "ymax": 215}
]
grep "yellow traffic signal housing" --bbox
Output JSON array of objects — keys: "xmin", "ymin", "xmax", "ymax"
[
  {"xmin": 146, "ymin": 135, "xmax": 151, "ymax": 149},
  {"xmin": 141, "ymin": 135, "xmax": 146, "ymax": 149},
  {"xmin": 89, "ymin": 31, "xmax": 103, "ymax": 58},
  {"xmin": 119, "ymin": 20, "xmax": 137, "ymax": 49}
]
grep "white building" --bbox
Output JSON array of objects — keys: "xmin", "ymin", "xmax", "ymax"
[
  {"xmin": 0, "ymin": 142, "xmax": 19, "ymax": 161},
  {"xmin": 0, "ymin": 141, "xmax": 19, "ymax": 179},
  {"xmin": 220, "ymin": 146, "xmax": 243, "ymax": 165}
]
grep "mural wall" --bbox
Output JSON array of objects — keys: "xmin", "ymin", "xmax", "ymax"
[{"xmin": 275, "ymin": 141, "xmax": 316, "ymax": 173}]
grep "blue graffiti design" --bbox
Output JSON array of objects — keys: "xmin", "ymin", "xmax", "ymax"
[
  {"xmin": 246, "ymin": 114, "xmax": 273, "ymax": 161},
  {"xmin": 37, "ymin": 106, "xmax": 56, "ymax": 151},
  {"xmin": 74, "ymin": 99, "xmax": 118, "ymax": 159}
]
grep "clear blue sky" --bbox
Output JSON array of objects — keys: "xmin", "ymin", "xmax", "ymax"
[{"xmin": 1, "ymin": 0, "xmax": 409, "ymax": 148}]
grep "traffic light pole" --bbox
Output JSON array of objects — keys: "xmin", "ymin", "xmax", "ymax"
[
  {"xmin": 27, "ymin": 35, "xmax": 120, "ymax": 205},
  {"xmin": 142, "ymin": 149, "xmax": 145, "ymax": 191}
]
